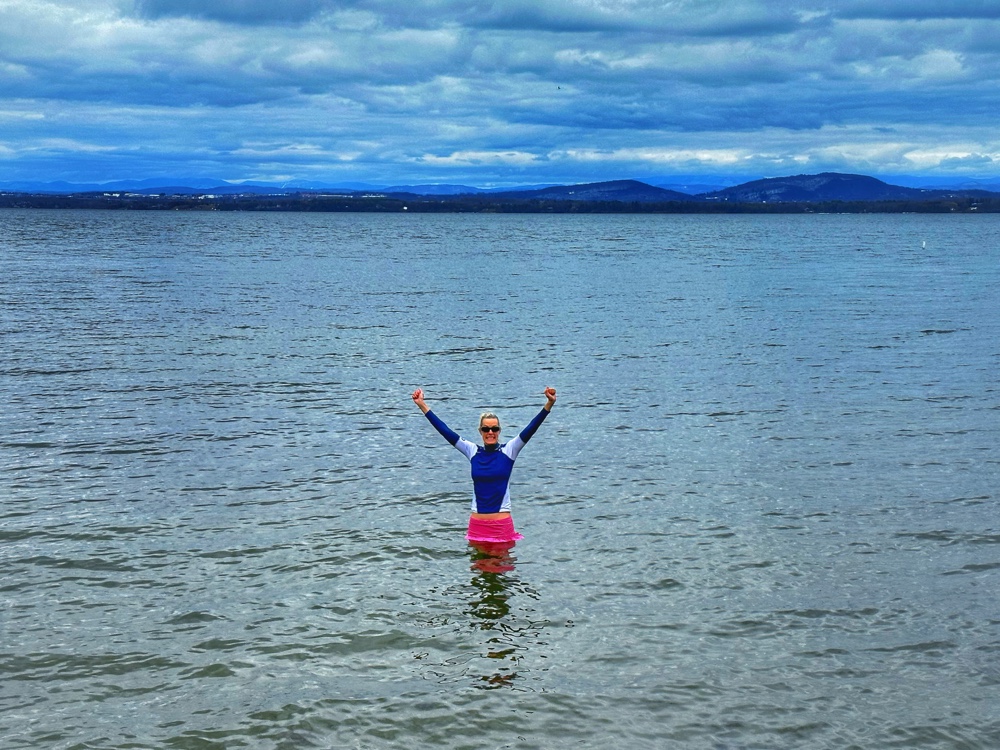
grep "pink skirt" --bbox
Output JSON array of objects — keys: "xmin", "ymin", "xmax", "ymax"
[{"xmin": 466, "ymin": 515, "xmax": 524, "ymax": 543}]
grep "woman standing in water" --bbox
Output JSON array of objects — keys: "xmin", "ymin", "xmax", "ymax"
[{"xmin": 411, "ymin": 387, "xmax": 557, "ymax": 546}]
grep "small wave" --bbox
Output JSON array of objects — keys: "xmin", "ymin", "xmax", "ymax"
[{"xmin": 164, "ymin": 611, "xmax": 229, "ymax": 625}]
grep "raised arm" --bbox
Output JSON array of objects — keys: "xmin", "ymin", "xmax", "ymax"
[
  {"xmin": 516, "ymin": 387, "xmax": 557, "ymax": 445},
  {"xmin": 412, "ymin": 388, "xmax": 460, "ymax": 446}
]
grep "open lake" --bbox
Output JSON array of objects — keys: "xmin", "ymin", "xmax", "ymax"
[{"xmin": 2, "ymin": 209, "xmax": 999, "ymax": 749}]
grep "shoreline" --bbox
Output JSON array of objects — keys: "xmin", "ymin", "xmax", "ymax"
[{"xmin": 2, "ymin": 192, "xmax": 997, "ymax": 214}]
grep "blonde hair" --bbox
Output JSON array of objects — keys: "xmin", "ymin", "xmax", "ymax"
[{"xmin": 479, "ymin": 411, "xmax": 500, "ymax": 429}]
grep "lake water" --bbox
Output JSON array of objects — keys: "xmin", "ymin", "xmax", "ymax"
[{"xmin": 1, "ymin": 209, "xmax": 999, "ymax": 749}]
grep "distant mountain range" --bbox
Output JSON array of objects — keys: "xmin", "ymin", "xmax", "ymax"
[
  {"xmin": 0, "ymin": 177, "xmax": 558, "ymax": 196},
  {"xmin": 488, "ymin": 179, "xmax": 696, "ymax": 202},
  {"xmin": 468, "ymin": 173, "xmax": 998, "ymax": 203},
  {"xmin": 3, "ymin": 172, "xmax": 1000, "ymax": 204}
]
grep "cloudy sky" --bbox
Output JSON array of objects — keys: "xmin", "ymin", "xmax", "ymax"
[{"xmin": 2, "ymin": 0, "xmax": 999, "ymax": 186}]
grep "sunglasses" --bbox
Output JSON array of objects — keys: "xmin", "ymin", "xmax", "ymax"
[{"xmin": 479, "ymin": 425, "xmax": 500, "ymax": 433}]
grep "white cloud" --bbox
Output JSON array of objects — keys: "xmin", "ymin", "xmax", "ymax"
[
  {"xmin": 913, "ymin": 49, "xmax": 966, "ymax": 80},
  {"xmin": 0, "ymin": 105, "xmax": 44, "ymax": 121},
  {"xmin": 556, "ymin": 147, "xmax": 750, "ymax": 165},
  {"xmin": 904, "ymin": 147, "xmax": 1000, "ymax": 169},
  {"xmin": 415, "ymin": 150, "xmax": 543, "ymax": 166},
  {"xmin": 851, "ymin": 48, "xmax": 967, "ymax": 86}
]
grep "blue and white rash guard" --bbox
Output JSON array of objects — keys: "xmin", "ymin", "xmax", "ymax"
[{"xmin": 424, "ymin": 408, "xmax": 550, "ymax": 514}]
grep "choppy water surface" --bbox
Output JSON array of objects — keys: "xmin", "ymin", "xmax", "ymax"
[{"xmin": 2, "ymin": 209, "xmax": 999, "ymax": 749}]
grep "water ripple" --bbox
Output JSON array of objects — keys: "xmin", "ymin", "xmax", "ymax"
[{"xmin": 2, "ymin": 211, "xmax": 999, "ymax": 749}]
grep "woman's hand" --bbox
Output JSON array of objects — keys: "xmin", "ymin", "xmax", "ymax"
[
  {"xmin": 543, "ymin": 386, "xmax": 557, "ymax": 410},
  {"xmin": 412, "ymin": 388, "xmax": 430, "ymax": 413}
]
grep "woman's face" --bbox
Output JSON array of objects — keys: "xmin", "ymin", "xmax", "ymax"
[{"xmin": 479, "ymin": 417, "xmax": 501, "ymax": 446}]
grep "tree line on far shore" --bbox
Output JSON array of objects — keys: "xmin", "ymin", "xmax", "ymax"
[{"xmin": 2, "ymin": 191, "xmax": 997, "ymax": 214}]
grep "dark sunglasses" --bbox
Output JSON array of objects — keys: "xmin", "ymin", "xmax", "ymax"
[{"xmin": 479, "ymin": 425, "xmax": 500, "ymax": 433}]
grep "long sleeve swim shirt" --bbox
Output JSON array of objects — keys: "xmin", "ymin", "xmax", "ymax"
[{"xmin": 424, "ymin": 408, "xmax": 550, "ymax": 514}]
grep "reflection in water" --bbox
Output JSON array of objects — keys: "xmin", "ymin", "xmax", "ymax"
[
  {"xmin": 466, "ymin": 541, "xmax": 539, "ymax": 689},
  {"xmin": 469, "ymin": 541, "xmax": 517, "ymax": 575}
]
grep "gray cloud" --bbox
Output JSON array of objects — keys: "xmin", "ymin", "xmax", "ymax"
[
  {"xmin": 1, "ymin": 0, "xmax": 998, "ymax": 184},
  {"xmin": 444, "ymin": 0, "xmax": 803, "ymax": 36},
  {"xmin": 134, "ymin": 0, "xmax": 329, "ymax": 25},
  {"xmin": 838, "ymin": 1, "xmax": 1000, "ymax": 20}
]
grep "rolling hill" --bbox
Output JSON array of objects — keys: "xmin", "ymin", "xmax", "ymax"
[{"xmin": 703, "ymin": 172, "xmax": 937, "ymax": 202}]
